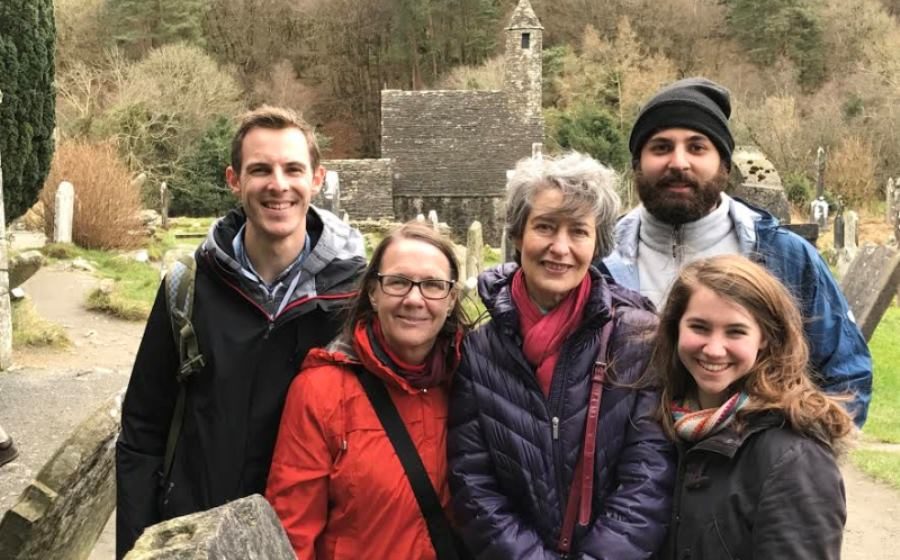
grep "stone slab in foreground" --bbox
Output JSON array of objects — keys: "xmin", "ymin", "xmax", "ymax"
[{"xmin": 125, "ymin": 494, "xmax": 294, "ymax": 560}]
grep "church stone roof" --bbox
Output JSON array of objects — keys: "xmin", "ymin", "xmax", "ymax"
[{"xmin": 506, "ymin": 0, "xmax": 543, "ymax": 30}]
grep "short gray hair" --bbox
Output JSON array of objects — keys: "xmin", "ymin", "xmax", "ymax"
[{"xmin": 505, "ymin": 151, "xmax": 621, "ymax": 260}]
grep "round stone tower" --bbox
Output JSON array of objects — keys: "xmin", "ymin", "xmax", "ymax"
[{"xmin": 504, "ymin": 0, "xmax": 543, "ymax": 123}]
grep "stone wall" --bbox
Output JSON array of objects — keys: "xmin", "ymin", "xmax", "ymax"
[
  {"xmin": 728, "ymin": 145, "xmax": 791, "ymax": 224},
  {"xmin": 382, "ymin": 90, "xmax": 542, "ymax": 244},
  {"xmin": 0, "ymin": 392, "xmax": 121, "ymax": 560},
  {"xmin": 319, "ymin": 158, "xmax": 394, "ymax": 221}
]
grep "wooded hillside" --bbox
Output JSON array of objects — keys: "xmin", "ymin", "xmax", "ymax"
[{"xmin": 53, "ymin": 0, "xmax": 900, "ymax": 212}]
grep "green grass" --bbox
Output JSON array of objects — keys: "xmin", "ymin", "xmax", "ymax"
[
  {"xmin": 863, "ymin": 306, "xmax": 900, "ymax": 443},
  {"xmin": 41, "ymin": 243, "xmax": 159, "ymax": 321},
  {"xmin": 11, "ymin": 299, "xmax": 71, "ymax": 348},
  {"xmin": 851, "ymin": 449, "xmax": 900, "ymax": 490}
]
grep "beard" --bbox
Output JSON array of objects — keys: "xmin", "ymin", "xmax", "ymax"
[{"xmin": 635, "ymin": 166, "xmax": 729, "ymax": 225}]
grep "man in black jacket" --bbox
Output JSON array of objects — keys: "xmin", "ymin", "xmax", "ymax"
[{"xmin": 116, "ymin": 106, "xmax": 366, "ymax": 558}]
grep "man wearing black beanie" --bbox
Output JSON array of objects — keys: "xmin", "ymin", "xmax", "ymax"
[{"xmin": 601, "ymin": 77, "xmax": 872, "ymax": 428}]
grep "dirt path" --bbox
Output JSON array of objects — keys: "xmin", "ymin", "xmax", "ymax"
[
  {"xmin": 1, "ymin": 262, "xmax": 899, "ymax": 558},
  {"xmin": 0, "ymin": 263, "xmax": 144, "ymax": 559}
]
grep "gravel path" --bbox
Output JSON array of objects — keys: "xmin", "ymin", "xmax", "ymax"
[{"xmin": 0, "ymin": 259, "xmax": 898, "ymax": 558}]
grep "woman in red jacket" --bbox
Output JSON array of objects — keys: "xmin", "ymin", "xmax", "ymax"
[{"xmin": 266, "ymin": 221, "xmax": 470, "ymax": 559}]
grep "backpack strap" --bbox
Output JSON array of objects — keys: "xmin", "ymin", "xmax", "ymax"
[
  {"xmin": 161, "ymin": 255, "xmax": 206, "ymax": 484},
  {"xmin": 558, "ymin": 311, "xmax": 615, "ymax": 556},
  {"xmin": 352, "ymin": 366, "xmax": 463, "ymax": 560}
]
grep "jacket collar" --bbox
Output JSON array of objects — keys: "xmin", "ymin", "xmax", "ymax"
[
  {"xmin": 612, "ymin": 194, "xmax": 766, "ymax": 262},
  {"xmin": 199, "ymin": 205, "xmax": 366, "ymax": 310},
  {"xmin": 478, "ymin": 263, "xmax": 615, "ymax": 339},
  {"xmin": 305, "ymin": 328, "xmax": 462, "ymax": 395},
  {"xmin": 686, "ymin": 412, "xmax": 786, "ymax": 459}
]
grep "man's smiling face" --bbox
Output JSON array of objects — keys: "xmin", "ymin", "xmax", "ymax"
[
  {"xmin": 636, "ymin": 128, "xmax": 727, "ymax": 225},
  {"xmin": 226, "ymin": 127, "xmax": 324, "ymax": 247}
]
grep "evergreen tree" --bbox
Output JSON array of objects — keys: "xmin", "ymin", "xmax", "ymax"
[
  {"xmin": 547, "ymin": 105, "xmax": 630, "ymax": 171},
  {"xmin": 724, "ymin": 0, "xmax": 827, "ymax": 90},
  {"xmin": 105, "ymin": 0, "xmax": 205, "ymax": 59},
  {"xmin": 0, "ymin": 0, "xmax": 56, "ymax": 223}
]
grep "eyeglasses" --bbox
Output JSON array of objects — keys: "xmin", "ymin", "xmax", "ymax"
[{"xmin": 375, "ymin": 273, "xmax": 455, "ymax": 300}]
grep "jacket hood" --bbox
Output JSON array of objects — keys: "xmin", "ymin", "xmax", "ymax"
[{"xmin": 198, "ymin": 206, "xmax": 366, "ymax": 310}]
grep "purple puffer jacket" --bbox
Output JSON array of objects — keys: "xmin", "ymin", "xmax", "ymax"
[{"xmin": 448, "ymin": 264, "xmax": 675, "ymax": 559}]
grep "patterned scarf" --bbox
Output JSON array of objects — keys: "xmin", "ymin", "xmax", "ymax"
[{"xmin": 672, "ymin": 392, "xmax": 750, "ymax": 442}]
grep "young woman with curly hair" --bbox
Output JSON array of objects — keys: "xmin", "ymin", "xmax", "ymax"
[{"xmin": 655, "ymin": 254, "xmax": 854, "ymax": 560}]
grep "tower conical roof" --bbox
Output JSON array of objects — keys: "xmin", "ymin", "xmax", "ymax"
[{"xmin": 506, "ymin": 0, "xmax": 543, "ymax": 30}]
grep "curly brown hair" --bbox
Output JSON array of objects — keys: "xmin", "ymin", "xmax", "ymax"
[{"xmin": 653, "ymin": 255, "xmax": 854, "ymax": 453}]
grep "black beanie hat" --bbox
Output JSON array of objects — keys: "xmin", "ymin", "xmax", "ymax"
[{"xmin": 629, "ymin": 77, "xmax": 735, "ymax": 169}]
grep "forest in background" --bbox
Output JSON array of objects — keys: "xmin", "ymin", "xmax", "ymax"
[{"xmin": 51, "ymin": 0, "xmax": 900, "ymax": 215}]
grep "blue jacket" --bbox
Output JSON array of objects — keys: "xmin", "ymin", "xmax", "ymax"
[
  {"xmin": 602, "ymin": 197, "xmax": 872, "ymax": 426},
  {"xmin": 448, "ymin": 264, "xmax": 676, "ymax": 559}
]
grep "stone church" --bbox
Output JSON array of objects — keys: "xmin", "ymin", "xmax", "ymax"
[{"xmin": 322, "ymin": 0, "xmax": 544, "ymax": 244}]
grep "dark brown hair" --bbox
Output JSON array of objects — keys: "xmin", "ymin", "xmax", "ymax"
[
  {"xmin": 342, "ymin": 221, "xmax": 470, "ymax": 339},
  {"xmin": 653, "ymin": 255, "xmax": 854, "ymax": 452},
  {"xmin": 230, "ymin": 105, "xmax": 321, "ymax": 174}
]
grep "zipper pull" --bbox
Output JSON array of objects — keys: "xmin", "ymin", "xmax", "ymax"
[{"xmin": 552, "ymin": 417, "xmax": 560, "ymax": 440}]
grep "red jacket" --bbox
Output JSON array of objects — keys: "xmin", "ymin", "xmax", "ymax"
[{"xmin": 266, "ymin": 330, "xmax": 452, "ymax": 560}]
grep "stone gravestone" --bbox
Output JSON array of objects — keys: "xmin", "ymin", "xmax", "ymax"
[
  {"xmin": 839, "ymin": 244, "xmax": 900, "ymax": 341},
  {"xmin": 9, "ymin": 250, "xmax": 45, "ymax": 290},
  {"xmin": 125, "ymin": 495, "xmax": 294, "ymax": 560},
  {"xmin": 0, "ymin": 391, "xmax": 122, "ymax": 560},
  {"xmin": 887, "ymin": 177, "xmax": 894, "ymax": 224},
  {"xmin": 427, "ymin": 209, "xmax": 439, "ymax": 230},
  {"xmin": 892, "ymin": 187, "xmax": 900, "ymax": 245},
  {"xmin": 0, "ymin": 90, "xmax": 11, "ymax": 369},
  {"xmin": 810, "ymin": 197, "xmax": 829, "ymax": 232},
  {"xmin": 159, "ymin": 182, "xmax": 169, "ymax": 230},
  {"xmin": 729, "ymin": 146, "xmax": 791, "ymax": 224},
  {"xmin": 54, "ymin": 181, "xmax": 75, "ymax": 244},
  {"xmin": 815, "ymin": 146, "xmax": 826, "ymax": 199},
  {"xmin": 415, "ymin": 213, "xmax": 426, "ymax": 223},
  {"xmin": 833, "ymin": 203, "xmax": 844, "ymax": 250},
  {"xmin": 845, "ymin": 211, "xmax": 859, "ymax": 250},
  {"xmin": 322, "ymin": 170, "xmax": 341, "ymax": 215},
  {"xmin": 466, "ymin": 221, "xmax": 484, "ymax": 285},
  {"xmin": 835, "ymin": 211, "xmax": 860, "ymax": 278}
]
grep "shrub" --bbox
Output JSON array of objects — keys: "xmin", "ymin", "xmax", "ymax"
[
  {"xmin": 39, "ymin": 140, "xmax": 145, "ymax": 250},
  {"xmin": 546, "ymin": 105, "xmax": 630, "ymax": 171},
  {"xmin": 96, "ymin": 43, "xmax": 243, "ymax": 204},
  {"xmin": 783, "ymin": 172, "xmax": 814, "ymax": 206},
  {"xmin": 168, "ymin": 115, "xmax": 237, "ymax": 216},
  {"xmin": 829, "ymin": 135, "xmax": 877, "ymax": 208}
]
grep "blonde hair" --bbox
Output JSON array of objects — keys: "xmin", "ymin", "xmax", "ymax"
[{"xmin": 653, "ymin": 255, "xmax": 854, "ymax": 453}]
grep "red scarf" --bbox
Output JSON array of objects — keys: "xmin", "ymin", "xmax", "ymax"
[
  {"xmin": 357, "ymin": 319, "xmax": 461, "ymax": 389},
  {"xmin": 511, "ymin": 268, "xmax": 592, "ymax": 397}
]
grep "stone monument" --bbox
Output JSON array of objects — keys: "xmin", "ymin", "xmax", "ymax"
[
  {"xmin": 729, "ymin": 146, "xmax": 791, "ymax": 224},
  {"xmin": 0, "ymin": 88, "xmax": 11, "ymax": 369},
  {"xmin": 54, "ymin": 181, "xmax": 75, "ymax": 244}
]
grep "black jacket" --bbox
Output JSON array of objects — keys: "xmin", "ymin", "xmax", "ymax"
[
  {"xmin": 448, "ymin": 264, "xmax": 675, "ymax": 559},
  {"xmin": 667, "ymin": 414, "xmax": 846, "ymax": 559},
  {"xmin": 115, "ymin": 208, "xmax": 365, "ymax": 558}
]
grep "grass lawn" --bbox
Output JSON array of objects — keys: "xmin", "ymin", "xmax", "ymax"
[
  {"xmin": 42, "ymin": 243, "xmax": 159, "ymax": 321},
  {"xmin": 852, "ymin": 305, "xmax": 900, "ymax": 489},
  {"xmin": 861, "ymin": 305, "xmax": 900, "ymax": 443},
  {"xmin": 851, "ymin": 449, "xmax": 900, "ymax": 490}
]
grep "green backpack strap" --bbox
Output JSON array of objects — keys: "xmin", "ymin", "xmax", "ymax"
[{"xmin": 161, "ymin": 254, "xmax": 205, "ymax": 484}]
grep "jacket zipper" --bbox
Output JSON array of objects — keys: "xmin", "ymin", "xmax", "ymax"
[{"xmin": 672, "ymin": 225, "xmax": 683, "ymax": 265}]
